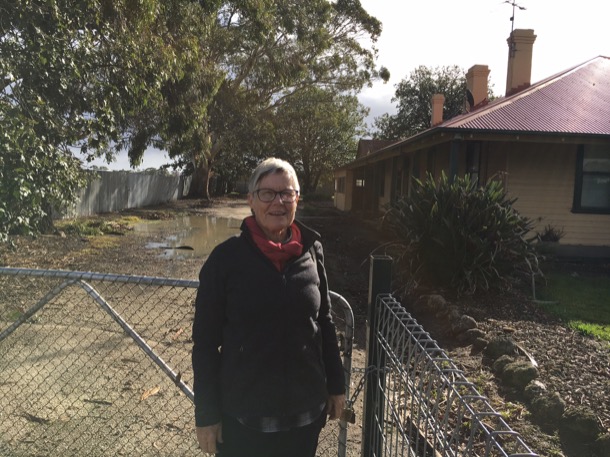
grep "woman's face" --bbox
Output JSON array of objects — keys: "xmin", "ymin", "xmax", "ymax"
[{"xmin": 247, "ymin": 171, "xmax": 299, "ymax": 242}]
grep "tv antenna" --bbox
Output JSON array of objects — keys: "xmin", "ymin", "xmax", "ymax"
[
  {"xmin": 504, "ymin": 0, "xmax": 526, "ymax": 34},
  {"xmin": 504, "ymin": 0, "xmax": 526, "ymax": 56}
]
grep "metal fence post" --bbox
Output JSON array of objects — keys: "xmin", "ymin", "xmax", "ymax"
[{"xmin": 362, "ymin": 255, "xmax": 392, "ymax": 457}]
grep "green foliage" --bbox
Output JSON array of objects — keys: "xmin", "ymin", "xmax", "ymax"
[
  {"xmin": 383, "ymin": 172, "xmax": 539, "ymax": 295},
  {"xmin": 272, "ymin": 87, "xmax": 367, "ymax": 193},
  {"xmin": 1, "ymin": 0, "xmax": 179, "ymax": 239},
  {"xmin": 0, "ymin": 111, "xmax": 86, "ymax": 241},
  {"xmin": 536, "ymin": 224, "xmax": 565, "ymax": 242},
  {"xmin": 126, "ymin": 0, "xmax": 385, "ymax": 199},
  {"xmin": 1, "ymin": 0, "xmax": 384, "ymax": 238},
  {"xmin": 374, "ymin": 65, "xmax": 467, "ymax": 140}
]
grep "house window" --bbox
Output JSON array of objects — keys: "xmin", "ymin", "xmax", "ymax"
[
  {"xmin": 573, "ymin": 144, "xmax": 610, "ymax": 213},
  {"xmin": 355, "ymin": 179, "xmax": 365, "ymax": 187},
  {"xmin": 392, "ymin": 156, "xmax": 409, "ymax": 200},
  {"xmin": 335, "ymin": 177, "xmax": 346, "ymax": 193},
  {"xmin": 466, "ymin": 142, "xmax": 481, "ymax": 185}
]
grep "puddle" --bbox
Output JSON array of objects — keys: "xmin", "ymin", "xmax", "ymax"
[{"xmin": 134, "ymin": 215, "xmax": 243, "ymax": 259}]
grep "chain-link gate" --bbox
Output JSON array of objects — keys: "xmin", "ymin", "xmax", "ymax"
[{"xmin": 0, "ymin": 267, "xmax": 354, "ymax": 457}]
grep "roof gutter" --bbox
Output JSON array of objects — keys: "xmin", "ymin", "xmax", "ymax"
[{"xmin": 337, "ymin": 128, "xmax": 608, "ymax": 172}]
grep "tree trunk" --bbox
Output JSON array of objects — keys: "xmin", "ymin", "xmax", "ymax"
[
  {"xmin": 38, "ymin": 201, "xmax": 56, "ymax": 234},
  {"xmin": 186, "ymin": 133, "xmax": 223, "ymax": 200},
  {"xmin": 313, "ymin": 175, "xmax": 320, "ymax": 193},
  {"xmin": 187, "ymin": 157, "xmax": 211, "ymax": 200},
  {"xmin": 301, "ymin": 172, "xmax": 313, "ymax": 195}
]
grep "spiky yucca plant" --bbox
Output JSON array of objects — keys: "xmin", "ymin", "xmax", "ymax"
[{"xmin": 383, "ymin": 172, "xmax": 539, "ymax": 295}]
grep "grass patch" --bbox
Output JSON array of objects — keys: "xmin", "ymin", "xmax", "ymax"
[
  {"xmin": 88, "ymin": 236, "xmax": 121, "ymax": 250},
  {"xmin": 537, "ymin": 269, "xmax": 610, "ymax": 341},
  {"xmin": 56, "ymin": 216, "xmax": 140, "ymax": 237},
  {"xmin": 7, "ymin": 309, "xmax": 24, "ymax": 321}
]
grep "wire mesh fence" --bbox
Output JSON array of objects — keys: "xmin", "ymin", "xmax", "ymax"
[
  {"xmin": 0, "ymin": 267, "xmax": 354, "ymax": 457},
  {"xmin": 362, "ymin": 294, "xmax": 538, "ymax": 457}
]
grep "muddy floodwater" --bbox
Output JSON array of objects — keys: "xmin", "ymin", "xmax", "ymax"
[{"xmin": 134, "ymin": 215, "xmax": 242, "ymax": 258}]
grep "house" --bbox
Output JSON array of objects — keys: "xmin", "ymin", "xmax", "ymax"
[
  {"xmin": 334, "ymin": 29, "xmax": 610, "ymax": 257},
  {"xmin": 334, "ymin": 139, "xmax": 394, "ymax": 211}
]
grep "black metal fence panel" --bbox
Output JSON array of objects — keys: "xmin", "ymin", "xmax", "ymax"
[{"xmin": 362, "ymin": 294, "xmax": 539, "ymax": 457}]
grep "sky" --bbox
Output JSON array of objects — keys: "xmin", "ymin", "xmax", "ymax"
[
  {"xmin": 87, "ymin": 0, "xmax": 608, "ymax": 170},
  {"xmin": 358, "ymin": 0, "xmax": 609, "ymax": 126}
]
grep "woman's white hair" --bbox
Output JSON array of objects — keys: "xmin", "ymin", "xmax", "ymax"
[{"xmin": 247, "ymin": 158, "xmax": 300, "ymax": 193}]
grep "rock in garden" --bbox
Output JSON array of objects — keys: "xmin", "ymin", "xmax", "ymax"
[
  {"xmin": 451, "ymin": 315, "xmax": 477, "ymax": 334},
  {"xmin": 595, "ymin": 433, "xmax": 610, "ymax": 457},
  {"xmin": 454, "ymin": 327, "xmax": 485, "ymax": 345},
  {"xmin": 530, "ymin": 392, "xmax": 566, "ymax": 422},
  {"xmin": 464, "ymin": 328, "xmax": 486, "ymax": 342},
  {"xmin": 501, "ymin": 360, "xmax": 539, "ymax": 389},
  {"xmin": 523, "ymin": 380, "xmax": 547, "ymax": 402},
  {"xmin": 472, "ymin": 337, "xmax": 488, "ymax": 350},
  {"xmin": 492, "ymin": 354, "xmax": 515, "ymax": 374},
  {"xmin": 561, "ymin": 407, "xmax": 604, "ymax": 441},
  {"xmin": 414, "ymin": 294, "xmax": 447, "ymax": 314},
  {"xmin": 484, "ymin": 336, "xmax": 518, "ymax": 360}
]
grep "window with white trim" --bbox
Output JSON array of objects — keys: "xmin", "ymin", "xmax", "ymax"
[
  {"xmin": 335, "ymin": 177, "xmax": 346, "ymax": 193},
  {"xmin": 573, "ymin": 144, "xmax": 610, "ymax": 214}
]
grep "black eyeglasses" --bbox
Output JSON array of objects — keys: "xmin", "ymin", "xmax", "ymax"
[{"xmin": 254, "ymin": 188, "xmax": 299, "ymax": 203}]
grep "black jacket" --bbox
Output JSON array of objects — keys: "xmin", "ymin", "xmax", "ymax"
[{"xmin": 192, "ymin": 219, "xmax": 345, "ymax": 427}]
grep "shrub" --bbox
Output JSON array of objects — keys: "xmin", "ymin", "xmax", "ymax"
[
  {"xmin": 383, "ymin": 172, "xmax": 539, "ymax": 295},
  {"xmin": 536, "ymin": 224, "xmax": 565, "ymax": 242}
]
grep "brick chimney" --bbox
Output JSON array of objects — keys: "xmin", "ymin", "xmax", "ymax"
[
  {"xmin": 505, "ymin": 29, "xmax": 537, "ymax": 96},
  {"xmin": 466, "ymin": 65, "xmax": 490, "ymax": 109},
  {"xmin": 431, "ymin": 94, "xmax": 445, "ymax": 126}
]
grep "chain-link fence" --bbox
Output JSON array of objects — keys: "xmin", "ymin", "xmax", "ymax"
[
  {"xmin": 0, "ymin": 267, "xmax": 354, "ymax": 457},
  {"xmin": 362, "ymin": 293, "xmax": 538, "ymax": 457}
]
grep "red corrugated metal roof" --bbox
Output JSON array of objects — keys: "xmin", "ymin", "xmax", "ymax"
[
  {"xmin": 339, "ymin": 57, "xmax": 610, "ymax": 170},
  {"xmin": 442, "ymin": 56, "xmax": 610, "ymax": 135}
]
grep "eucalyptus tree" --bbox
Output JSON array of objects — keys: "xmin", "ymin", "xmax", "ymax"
[
  {"xmin": 272, "ymin": 87, "xmax": 367, "ymax": 194},
  {"xmin": 0, "ymin": 0, "xmax": 188, "ymax": 237},
  {"xmin": 126, "ymin": 0, "xmax": 385, "ymax": 199},
  {"xmin": 1, "ymin": 0, "xmax": 385, "ymax": 239},
  {"xmin": 374, "ymin": 65, "xmax": 467, "ymax": 140}
]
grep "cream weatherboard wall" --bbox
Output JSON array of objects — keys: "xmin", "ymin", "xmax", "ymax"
[
  {"xmin": 505, "ymin": 143, "xmax": 610, "ymax": 247},
  {"xmin": 333, "ymin": 169, "xmax": 352, "ymax": 212}
]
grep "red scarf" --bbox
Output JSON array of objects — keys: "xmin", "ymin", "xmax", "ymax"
[{"xmin": 244, "ymin": 216, "xmax": 304, "ymax": 272}]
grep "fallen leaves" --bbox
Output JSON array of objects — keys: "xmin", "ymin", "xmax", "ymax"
[{"xmin": 140, "ymin": 385, "xmax": 161, "ymax": 401}]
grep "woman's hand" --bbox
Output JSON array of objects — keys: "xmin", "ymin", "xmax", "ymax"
[
  {"xmin": 196, "ymin": 423, "xmax": 223, "ymax": 454},
  {"xmin": 326, "ymin": 394, "xmax": 346, "ymax": 420}
]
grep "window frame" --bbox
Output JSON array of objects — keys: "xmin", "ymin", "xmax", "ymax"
[
  {"xmin": 335, "ymin": 177, "xmax": 346, "ymax": 193},
  {"xmin": 572, "ymin": 144, "xmax": 610, "ymax": 214},
  {"xmin": 466, "ymin": 142, "xmax": 481, "ymax": 186}
]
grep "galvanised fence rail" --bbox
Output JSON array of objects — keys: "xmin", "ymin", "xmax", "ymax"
[
  {"xmin": 0, "ymin": 267, "xmax": 354, "ymax": 457},
  {"xmin": 361, "ymin": 256, "xmax": 538, "ymax": 457}
]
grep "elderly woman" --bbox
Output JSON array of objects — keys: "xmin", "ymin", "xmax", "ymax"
[{"xmin": 192, "ymin": 158, "xmax": 346, "ymax": 457}]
